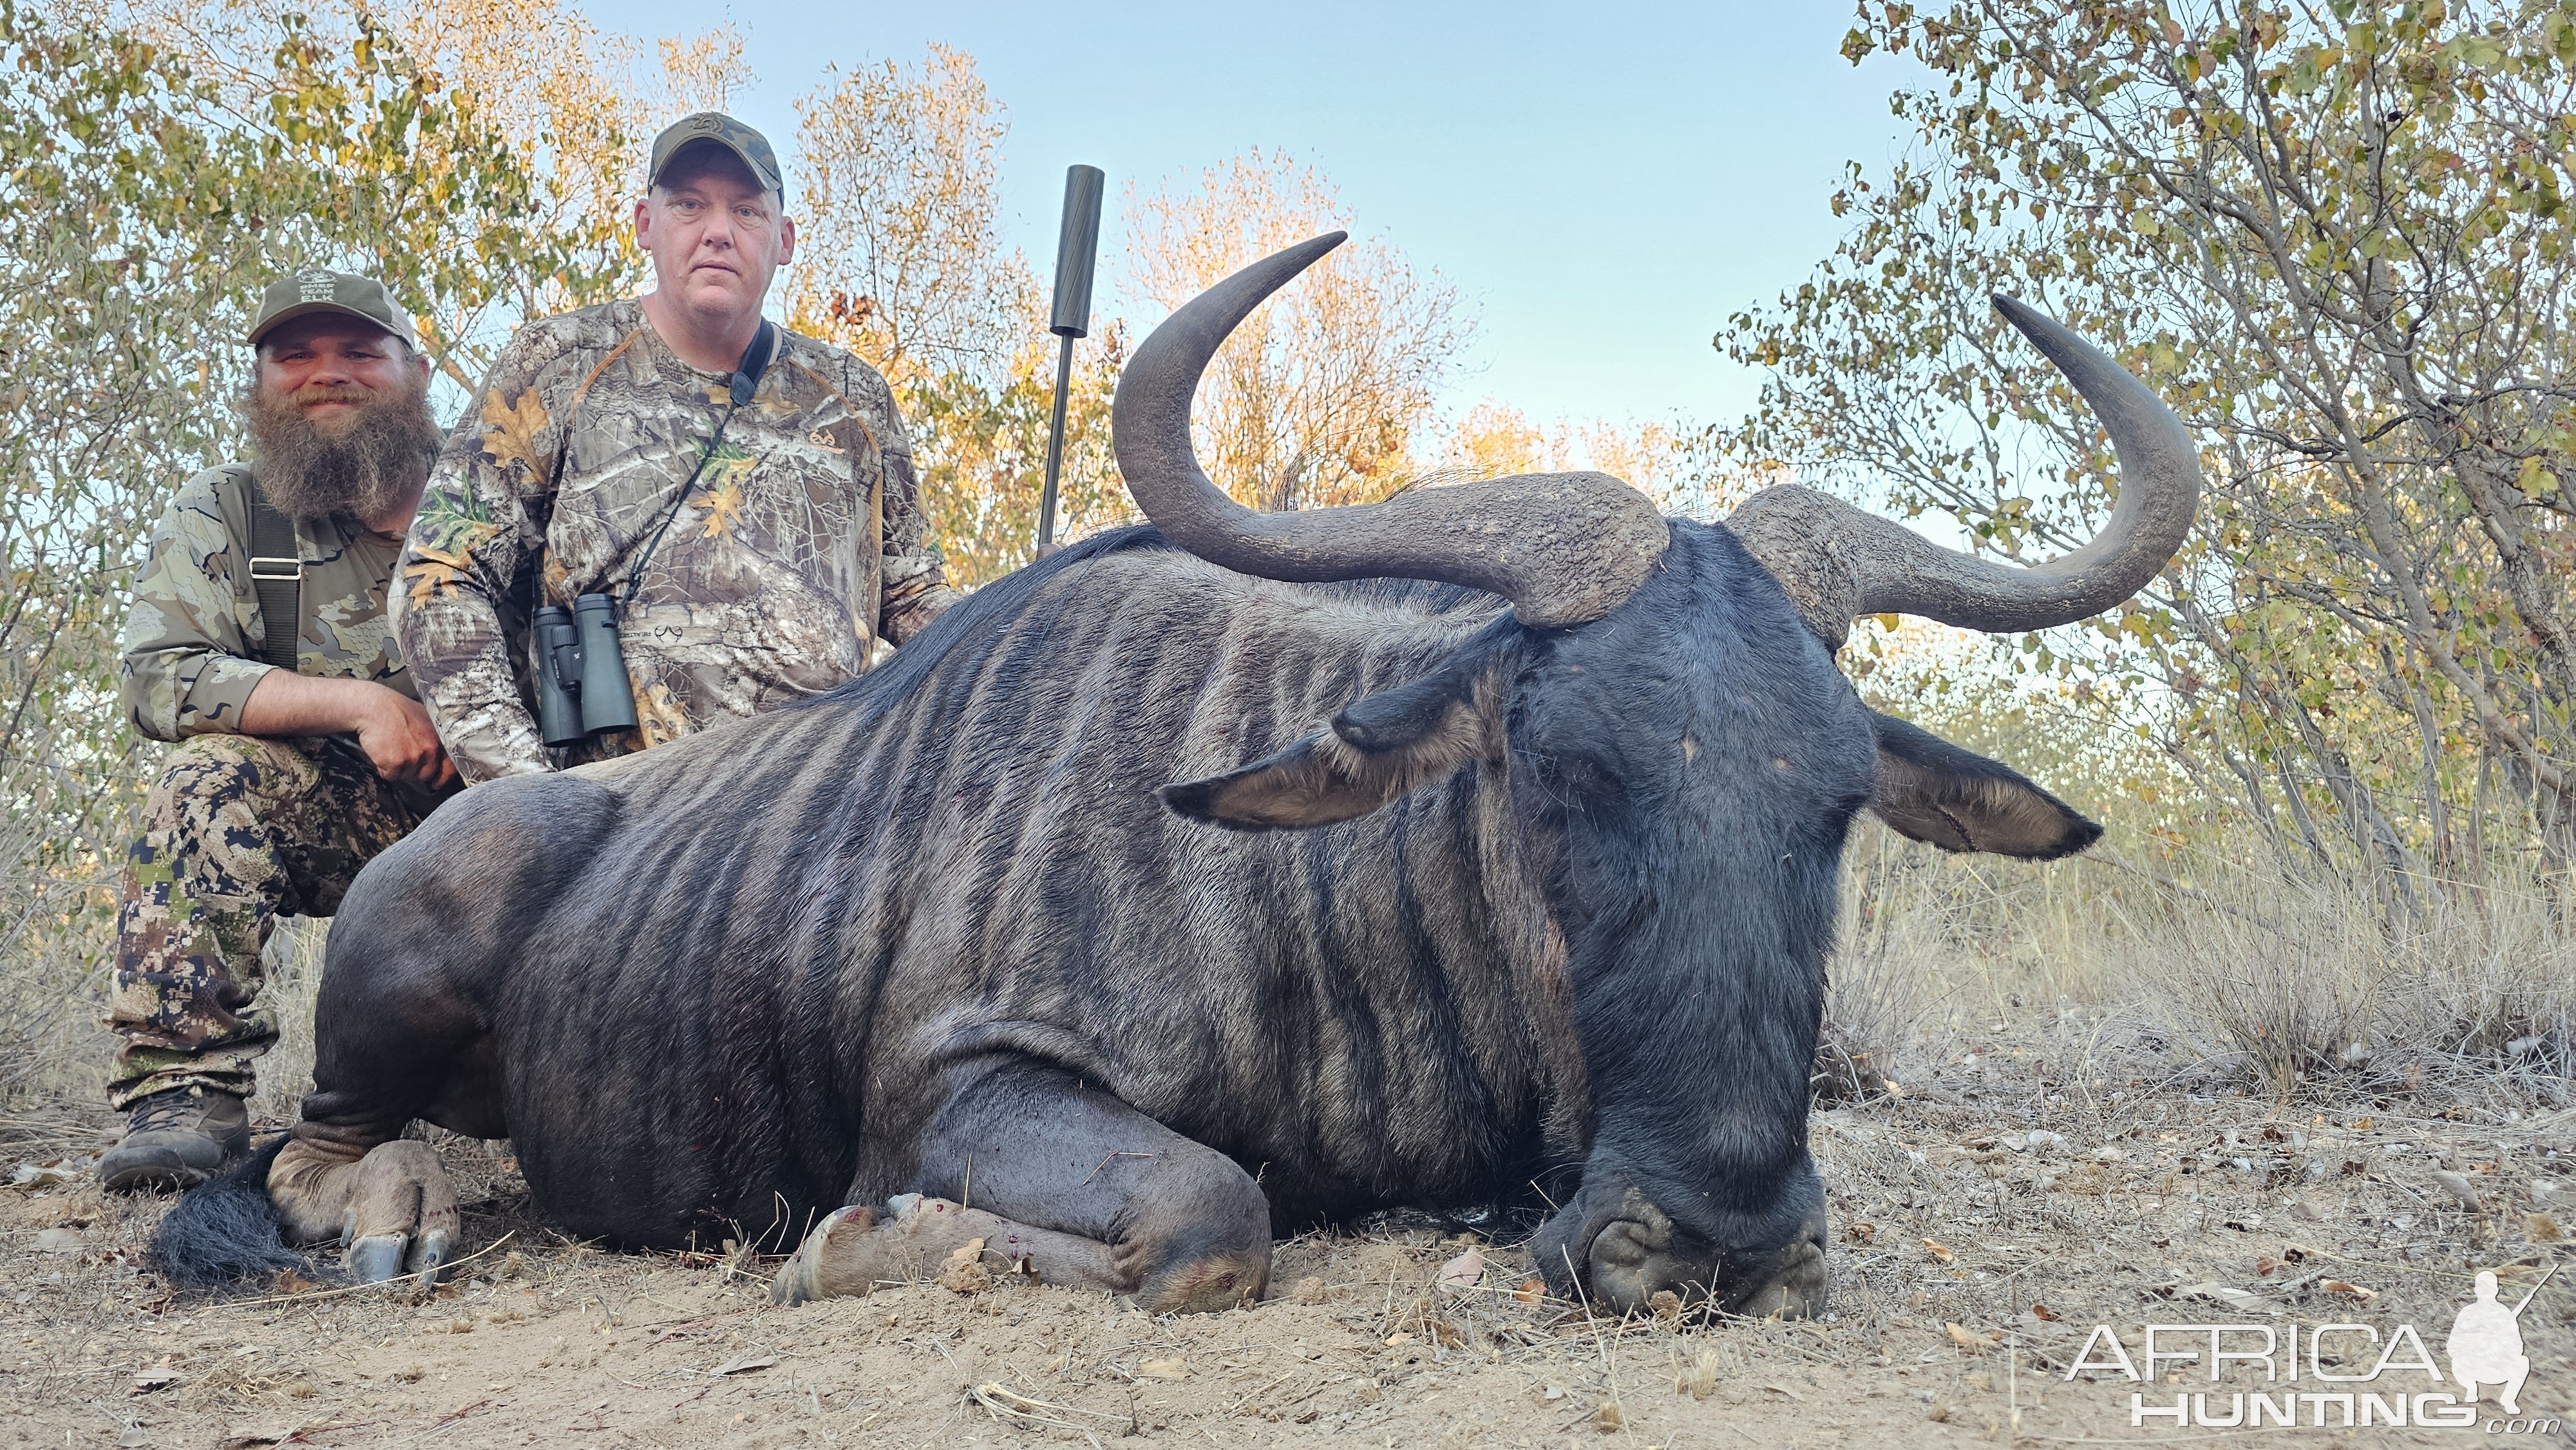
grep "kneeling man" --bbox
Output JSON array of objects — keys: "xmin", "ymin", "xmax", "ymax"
[{"xmin": 102, "ymin": 272, "xmax": 457, "ymax": 1189}]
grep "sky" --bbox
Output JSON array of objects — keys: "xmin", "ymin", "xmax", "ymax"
[{"xmin": 578, "ymin": 1, "xmax": 1931, "ymax": 433}]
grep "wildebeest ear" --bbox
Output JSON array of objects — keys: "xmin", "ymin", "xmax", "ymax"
[
  {"xmin": 1160, "ymin": 650, "xmax": 1503, "ymax": 831},
  {"xmin": 1866, "ymin": 709, "xmax": 2103, "ymax": 860}
]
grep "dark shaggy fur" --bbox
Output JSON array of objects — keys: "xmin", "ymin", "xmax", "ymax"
[
  {"xmin": 144, "ymin": 1136, "xmax": 312, "ymax": 1292},
  {"xmin": 158, "ymin": 520, "xmax": 2098, "ymax": 1310}
]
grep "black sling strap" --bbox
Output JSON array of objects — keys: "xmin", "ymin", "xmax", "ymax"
[
  {"xmin": 524, "ymin": 319, "xmax": 780, "ymax": 632},
  {"xmin": 612, "ymin": 319, "xmax": 779, "ymax": 619},
  {"xmin": 243, "ymin": 470, "xmax": 303, "ymax": 671}
]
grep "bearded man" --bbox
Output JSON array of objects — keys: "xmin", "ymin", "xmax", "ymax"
[{"xmin": 102, "ymin": 271, "xmax": 457, "ymax": 1191}]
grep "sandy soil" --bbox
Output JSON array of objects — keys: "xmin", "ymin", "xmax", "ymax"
[{"xmin": 5, "ymin": 1049, "xmax": 2568, "ymax": 1449}]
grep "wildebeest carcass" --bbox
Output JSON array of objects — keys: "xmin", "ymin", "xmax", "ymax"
[{"xmin": 158, "ymin": 234, "xmax": 2196, "ymax": 1319}]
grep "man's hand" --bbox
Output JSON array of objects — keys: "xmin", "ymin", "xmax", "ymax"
[
  {"xmin": 352, "ymin": 689, "xmax": 459, "ymax": 789},
  {"xmin": 239, "ymin": 671, "xmax": 459, "ymax": 791}
]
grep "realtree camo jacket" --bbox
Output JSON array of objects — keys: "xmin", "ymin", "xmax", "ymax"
[
  {"xmin": 395, "ymin": 297, "xmax": 958, "ymax": 783},
  {"xmin": 120, "ymin": 463, "xmax": 415, "ymax": 742}
]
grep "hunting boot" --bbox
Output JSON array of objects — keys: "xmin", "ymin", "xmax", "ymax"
[{"xmin": 97, "ymin": 1086, "xmax": 250, "ymax": 1192}]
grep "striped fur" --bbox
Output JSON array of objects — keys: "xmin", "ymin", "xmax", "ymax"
[{"xmin": 293, "ymin": 514, "xmax": 2079, "ymax": 1310}]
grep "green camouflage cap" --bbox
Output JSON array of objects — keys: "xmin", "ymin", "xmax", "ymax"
[
  {"xmin": 246, "ymin": 270, "xmax": 419, "ymax": 349},
  {"xmin": 649, "ymin": 112, "xmax": 786, "ymax": 205}
]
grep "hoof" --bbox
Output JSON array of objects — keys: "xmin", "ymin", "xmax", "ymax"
[
  {"xmin": 276, "ymin": 1138, "xmax": 459, "ymax": 1285},
  {"xmin": 343, "ymin": 1223, "xmax": 453, "ymax": 1285},
  {"xmin": 346, "ymin": 1234, "xmax": 406, "ymax": 1284},
  {"xmin": 772, "ymin": 1205, "xmax": 881, "ymax": 1305}
]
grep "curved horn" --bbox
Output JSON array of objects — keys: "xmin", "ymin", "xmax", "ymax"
[
  {"xmin": 1112, "ymin": 233, "xmax": 1670, "ymax": 629},
  {"xmin": 1727, "ymin": 296, "xmax": 2201, "ymax": 646}
]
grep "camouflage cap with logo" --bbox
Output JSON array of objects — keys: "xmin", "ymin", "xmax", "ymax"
[
  {"xmin": 648, "ymin": 111, "xmax": 786, "ymax": 206},
  {"xmin": 245, "ymin": 270, "xmax": 421, "ymax": 350}
]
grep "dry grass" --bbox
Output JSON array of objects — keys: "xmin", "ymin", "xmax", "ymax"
[
  {"xmin": 0, "ymin": 867, "xmax": 112, "ymax": 1111},
  {"xmin": 244, "ymin": 919, "xmax": 327, "ymax": 1128},
  {"xmin": 2126, "ymin": 862, "xmax": 2576, "ymax": 1101},
  {"xmin": 1823, "ymin": 824, "xmax": 2576, "ymax": 1110}
]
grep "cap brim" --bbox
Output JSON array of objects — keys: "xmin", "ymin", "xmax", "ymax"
[
  {"xmin": 246, "ymin": 302, "xmax": 415, "ymax": 348},
  {"xmin": 650, "ymin": 137, "xmax": 785, "ymax": 202}
]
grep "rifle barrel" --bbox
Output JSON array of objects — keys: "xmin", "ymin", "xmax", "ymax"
[
  {"xmin": 1037, "ymin": 164, "xmax": 1104, "ymax": 555},
  {"xmin": 2508, "ymin": 1259, "xmax": 2558, "ymax": 1317}
]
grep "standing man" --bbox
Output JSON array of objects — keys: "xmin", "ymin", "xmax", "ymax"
[
  {"xmin": 105, "ymin": 272, "xmax": 456, "ymax": 1190},
  {"xmin": 396, "ymin": 113, "xmax": 958, "ymax": 781}
]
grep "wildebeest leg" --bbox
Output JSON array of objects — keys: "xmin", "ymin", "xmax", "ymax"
[
  {"xmin": 774, "ymin": 1060, "xmax": 1271, "ymax": 1313},
  {"xmin": 265, "ymin": 884, "xmax": 491, "ymax": 1284},
  {"xmin": 769, "ymin": 1194, "xmax": 1128, "ymax": 1303},
  {"xmin": 251, "ymin": 771, "xmax": 601, "ymax": 1283}
]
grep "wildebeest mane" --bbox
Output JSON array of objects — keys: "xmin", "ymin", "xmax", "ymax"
[{"xmin": 797, "ymin": 523, "xmax": 1508, "ymax": 738}]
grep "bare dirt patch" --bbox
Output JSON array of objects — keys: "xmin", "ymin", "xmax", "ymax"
[{"xmin": 6, "ymin": 1046, "xmax": 2567, "ymax": 1449}]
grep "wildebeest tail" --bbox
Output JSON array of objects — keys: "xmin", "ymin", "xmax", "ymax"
[{"xmin": 145, "ymin": 1135, "xmax": 319, "ymax": 1291}]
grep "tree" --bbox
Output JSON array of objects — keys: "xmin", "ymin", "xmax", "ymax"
[
  {"xmin": 786, "ymin": 46, "xmax": 1127, "ymax": 586},
  {"xmin": 122, "ymin": 0, "xmax": 741, "ymax": 385},
  {"xmin": 1126, "ymin": 151, "xmax": 1473, "ymax": 511},
  {"xmin": 0, "ymin": 11, "xmax": 285, "ymax": 1074},
  {"xmin": 1440, "ymin": 401, "xmax": 1727, "ymax": 516},
  {"xmin": 904, "ymin": 329, "xmax": 1131, "ymax": 586},
  {"xmin": 788, "ymin": 46, "xmax": 1025, "ymax": 385},
  {"xmin": 788, "ymin": 68, "xmax": 1478, "ymax": 582},
  {"xmin": 375, "ymin": 0, "xmax": 750, "ymax": 368},
  {"xmin": 0, "ymin": 0, "xmax": 704, "ymax": 1086},
  {"xmin": 1719, "ymin": 0, "xmax": 2576, "ymax": 884},
  {"xmin": 1441, "ymin": 400, "xmax": 1550, "ymax": 479}
]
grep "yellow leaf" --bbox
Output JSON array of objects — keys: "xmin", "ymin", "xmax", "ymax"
[
  {"xmin": 698, "ymin": 482, "xmax": 747, "ymax": 539},
  {"xmin": 1923, "ymin": 1238, "xmax": 1956, "ymax": 1264},
  {"xmin": 403, "ymin": 559, "xmax": 460, "ymax": 606},
  {"xmin": 409, "ymin": 543, "xmax": 475, "ymax": 571},
  {"xmin": 480, "ymin": 388, "xmax": 550, "ymax": 476},
  {"xmin": 633, "ymin": 681, "xmax": 690, "ymax": 750},
  {"xmin": 1946, "ymin": 1321, "xmax": 1998, "ymax": 1350}
]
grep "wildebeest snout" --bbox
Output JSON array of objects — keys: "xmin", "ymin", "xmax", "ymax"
[{"xmin": 1533, "ymin": 1183, "xmax": 1827, "ymax": 1321}]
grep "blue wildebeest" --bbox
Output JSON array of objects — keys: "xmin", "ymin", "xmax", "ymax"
[{"xmin": 156, "ymin": 235, "xmax": 2195, "ymax": 1318}]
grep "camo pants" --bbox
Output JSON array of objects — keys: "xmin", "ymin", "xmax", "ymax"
[{"xmin": 105, "ymin": 735, "xmax": 449, "ymax": 1109}]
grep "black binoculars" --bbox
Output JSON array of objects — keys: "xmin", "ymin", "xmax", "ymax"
[{"xmin": 533, "ymin": 593, "xmax": 639, "ymax": 748}]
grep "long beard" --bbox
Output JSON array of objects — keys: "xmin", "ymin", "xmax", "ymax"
[{"xmin": 244, "ymin": 378, "xmax": 443, "ymax": 523}]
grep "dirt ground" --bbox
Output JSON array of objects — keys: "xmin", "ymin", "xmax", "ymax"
[{"xmin": 5, "ymin": 1035, "xmax": 2568, "ymax": 1450}]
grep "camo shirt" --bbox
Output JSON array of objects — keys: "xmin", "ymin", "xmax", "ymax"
[
  {"xmin": 395, "ymin": 297, "xmax": 958, "ymax": 783},
  {"xmin": 119, "ymin": 463, "xmax": 416, "ymax": 743}
]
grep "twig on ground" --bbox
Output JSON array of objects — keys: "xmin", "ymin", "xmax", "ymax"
[{"xmin": 211, "ymin": 1232, "xmax": 519, "ymax": 1312}]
